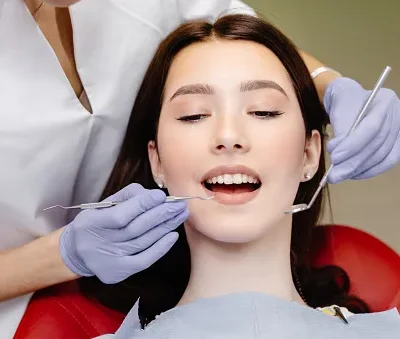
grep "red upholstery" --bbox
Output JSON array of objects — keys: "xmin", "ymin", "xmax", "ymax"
[
  {"xmin": 14, "ymin": 281, "xmax": 124, "ymax": 338},
  {"xmin": 309, "ymin": 224, "xmax": 400, "ymax": 311},
  {"xmin": 15, "ymin": 224, "xmax": 400, "ymax": 338}
]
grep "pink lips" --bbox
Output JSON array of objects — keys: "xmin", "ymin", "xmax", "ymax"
[{"xmin": 201, "ymin": 165, "xmax": 261, "ymax": 205}]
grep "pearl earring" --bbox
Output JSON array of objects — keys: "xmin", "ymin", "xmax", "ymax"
[
  {"xmin": 154, "ymin": 178, "xmax": 164, "ymax": 189},
  {"xmin": 304, "ymin": 173, "xmax": 312, "ymax": 180}
]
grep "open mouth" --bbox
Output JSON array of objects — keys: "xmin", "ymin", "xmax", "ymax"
[
  {"xmin": 201, "ymin": 173, "xmax": 262, "ymax": 204},
  {"xmin": 204, "ymin": 174, "xmax": 261, "ymax": 193}
]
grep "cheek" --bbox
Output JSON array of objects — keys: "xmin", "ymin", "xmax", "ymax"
[
  {"xmin": 252, "ymin": 116, "xmax": 307, "ymax": 214},
  {"xmin": 268, "ymin": 132, "xmax": 305, "ymax": 172},
  {"xmin": 254, "ymin": 118, "xmax": 306, "ymax": 175},
  {"xmin": 156, "ymin": 122, "xmax": 205, "ymax": 195}
]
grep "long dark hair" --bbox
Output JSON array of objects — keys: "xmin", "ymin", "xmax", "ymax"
[{"xmin": 80, "ymin": 14, "xmax": 369, "ymax": 325}]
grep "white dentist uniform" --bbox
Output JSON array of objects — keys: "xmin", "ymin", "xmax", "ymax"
[{"xmin": 0, "ymin": 0, "xmax": 254, "ymax": 337}]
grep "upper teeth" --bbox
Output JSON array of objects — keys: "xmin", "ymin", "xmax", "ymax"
[{"xmin": 206, "ymin": 174, "xmax": 259, "ymax": 185}]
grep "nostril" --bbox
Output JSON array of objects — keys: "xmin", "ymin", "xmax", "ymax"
[{"xmin": 215, "ymin": 144, "xmax": 244, "ymax": 151}]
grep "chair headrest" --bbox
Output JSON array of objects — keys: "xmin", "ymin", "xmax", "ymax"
[{"xmin": 310, "ymin": 224, "xmax": 400, "ymax": 312}]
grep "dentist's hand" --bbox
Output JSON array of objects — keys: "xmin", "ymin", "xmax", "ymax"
[
  {"xmin": 324, "ymin": 77, "xmax": 400, "ymax": 184},
  {"xmin": 59, "ymin": 184, "xmax": 188, "ymax": 284}
]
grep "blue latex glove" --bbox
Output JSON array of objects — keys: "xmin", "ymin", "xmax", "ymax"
[
  {"xmin": 59, "ymin": 184, "xmax": 188, "ymax": 284},
  {"xmin": 324, "ymin": 77, "xmax": 400, "ymax": 184}
]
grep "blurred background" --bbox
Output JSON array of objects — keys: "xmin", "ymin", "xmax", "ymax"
[{"xmin": 244, "ymin": 0, "xmax": 400, "ymax": 251}]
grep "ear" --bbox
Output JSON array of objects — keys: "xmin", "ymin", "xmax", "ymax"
[
  {"xmin": 148, "ymin": 140, "xmax": 165, "ymax": 186},
  {"xmin": 301, "ymin": 130, "xmax": 321, "ymax": 182}
]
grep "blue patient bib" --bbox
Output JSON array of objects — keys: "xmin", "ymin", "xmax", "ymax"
[{"xmin": 109, "ymin": 292, "xmax": 400, "ymax": 339}]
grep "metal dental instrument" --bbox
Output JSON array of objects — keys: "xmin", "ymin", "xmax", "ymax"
[
  {"xmin": 333, "ymin": 306, "xmax": 349, "ymax": 325},
  {"xmin": 42, "ymin": 195, "xmax": 215, "ymax": 211},
  {"xmin": 286, "ymin": 66, "xmax": 392, "ymax": 215}
]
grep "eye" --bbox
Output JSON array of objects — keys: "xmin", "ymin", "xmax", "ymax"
[
  {"xmin": 248, "ymin": 110, "xmax": 284, "ymax": 119},
  {"xmin": 176, "ymin": 114, "xmax": 210, "ymax": 123}
]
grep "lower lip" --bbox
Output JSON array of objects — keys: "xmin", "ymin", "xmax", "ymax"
[{"xmin": 202, "ymin": 185, "xmax": 260, "ymax": 205}]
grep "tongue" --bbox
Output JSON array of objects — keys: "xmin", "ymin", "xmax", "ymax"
[{"xmin": 209, "ymin": 183, "xmax": 256, "ymax": 194}]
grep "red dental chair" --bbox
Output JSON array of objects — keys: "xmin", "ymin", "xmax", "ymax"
[{"xmin": 14, "ymin": 224, "xmax": 400, "ymax": 338}]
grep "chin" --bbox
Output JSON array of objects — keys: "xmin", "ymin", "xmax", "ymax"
[
  {"xmin": 185, "ymin": 192, "xmax": 297, "ymax": 245},
  {"xmin": 208, "ymin": 230, "xmax": 262, "ymax": 244},
  {"xmin": 187, "ymin": 214, "xmax": 276, "ymax": 244}
]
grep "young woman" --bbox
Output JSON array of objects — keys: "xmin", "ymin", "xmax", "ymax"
[{"xmin": 87, "ymin": 14, "xmax": 399, "ymax": 338}]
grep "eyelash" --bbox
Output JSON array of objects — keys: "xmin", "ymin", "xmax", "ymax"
[
  {"xmin": 248, "ymin": 110, "xmax": 284, "ymax": 119},
  {"xmin": 176, "ymin": 110, "xmax": 284, "ymax": 123},
  {"xmin": 176, "ymin": 114, "xmax": 210, "ymax": 123}
]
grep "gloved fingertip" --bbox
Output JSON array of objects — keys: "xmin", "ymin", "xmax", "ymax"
[
  {"xmin": 164, "ymin": 209, "xmax": 189, "ymax": 231},
  {"xmin": 328, "ymin": 166, "xmax": 351, "ymax": 184},
  {"xmin": 148, "ymin": 189, "xmax": 167, "ymax": 202},
  {"xmin": 326, "ymin": 144, "xmax": 334, "ymax": 156},
  {"xmin": 162, "ymin": 231, "xmax": 179, "ymax": 246},
  {"xmin": 104, "ymin": 183, "xmax": 146, "ymax": 202},
  {"xmin": 327, "ymin": 170, "xmax": 342, "ymax": 184},
  {"xmin": 329, "ymin": 152, "xmax": 342, "ymax": 166},
  {"xmin": 328, "ymin": 149, "xmax": 347, "ymax": 166},
  {"xmin": 351, "ymin": 172, "xmax": 372, "ymax": 180},
  {"xmin": 350, "ymin": 173, "xmax": 366, "ymax": 181},
  {"xmin": 181, "ymin": 207, "xmax": 190, "ymax": 219},
  {"xmin": 123, "ymin": 183, "xmax": 146, "ymax": 197},
  {"xmin": 327, "ymin": 136, "xmax": 345, "ymax": 153},
  {"xmin": 168, "ymin": 200, "xmax": 188, "ymax": 211},
  {"xmin": 327, "ymin": 138, "xmax": 355, "ymax": 165},
  {"xmin": 326, "ymin": 174, "xmax": 340, "ymax": 185}
]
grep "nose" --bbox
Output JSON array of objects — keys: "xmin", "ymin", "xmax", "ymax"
[{"xmin": 212, "ymin": 115, "xmax": 250, "ymax": 154}]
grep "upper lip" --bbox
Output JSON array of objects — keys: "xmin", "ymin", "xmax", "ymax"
[{"xmin": 201, "ymin": 165, "xmax": 261, "ymax": 183}]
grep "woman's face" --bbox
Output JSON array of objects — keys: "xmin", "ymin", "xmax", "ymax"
[{"xmin": 148, "ymin": 39, "xmax": 321, "ymax": 243}]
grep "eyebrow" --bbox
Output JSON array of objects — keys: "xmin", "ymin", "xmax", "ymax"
[
  {"xmin": 169, "ymin": 79, "xmax": 288, "ymax": 102},
  {"xmin": 169, "ymin": 84, "xmax": 214, "ymax": 102},
  {"xmin": 240, "ymin": 80, "xmax": 288, "ymax": 98}
]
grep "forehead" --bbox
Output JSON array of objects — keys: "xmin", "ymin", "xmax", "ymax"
[{"xmin": 164, "ymin": 39, "xmax": 294, "ymax": 95}]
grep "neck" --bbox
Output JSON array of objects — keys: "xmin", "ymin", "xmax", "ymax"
[{"xmin": 178, "ymin": 221, "xmax": 305, "ymax": 306}]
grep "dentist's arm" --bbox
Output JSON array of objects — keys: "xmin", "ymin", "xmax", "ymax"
[
  {"xmin": 0, "ymin": 184, "xmax": 188, "ymax": 301},
  {"xmin": 298, "ymin": 50, "xmax": 341, "ymax": 101},
  {"xmin": 0, "ymin": 228, "xmax": 77, "ymax": 301}
]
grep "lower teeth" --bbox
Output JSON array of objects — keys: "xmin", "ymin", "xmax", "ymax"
[{"xmin": 205, "ymin": 183, "xmax": 259, "ymax": 193}]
